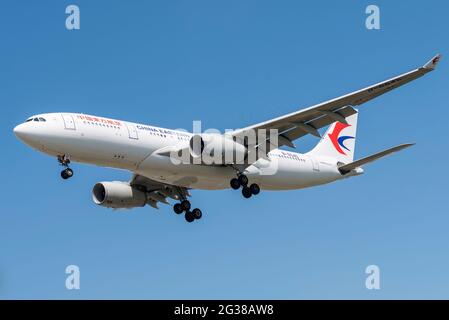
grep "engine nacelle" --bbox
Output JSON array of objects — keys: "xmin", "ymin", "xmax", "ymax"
[
  {"xmin": 189, "ymin": 133, "xmax": 247, "ymax": 164},
  {"xmin": 92, "ymin": 182, "xmax": 147, "ymax": 209}
]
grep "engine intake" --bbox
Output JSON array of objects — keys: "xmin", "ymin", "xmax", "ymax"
[
  {"xmin": 189, "ymin": 134, "xmax": 205, "ymax": 158},
  {"xmin": 188, "ymin": 133, "xmax": 247, "ymax": 164},
  {"xmin": 92, "ymin": 182, "xmax": 147, "ymax": 209}
]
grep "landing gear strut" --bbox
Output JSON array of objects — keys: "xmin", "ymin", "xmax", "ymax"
[
  {"xmin": 58, "ymin": 155, "xmax": 73, "ymax": 180},
  {"xmin": 229, "ymin": 174, "xmax": 260, "ymax": 198},
  {"xmin": 172, "ymin": 199, "xmax": 202, "ymax": 223}
]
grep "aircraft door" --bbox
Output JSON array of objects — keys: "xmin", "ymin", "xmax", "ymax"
[
  {"xmin": 311, "ymin": 157, "xmax": 320, "ymax": 172},
  {"xmin": 61, "ymin": 114, "xmax": 76, "ymax": 130},
  {"xmin": 126, "ymin": 124, "xmax": 139, "ymax": 140}
]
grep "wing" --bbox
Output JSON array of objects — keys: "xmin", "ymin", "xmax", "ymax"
[
  {"xmin": 232, "ymin": 54, "xmax": 441, "ymax": 150},
  {"xmin": 130, "ymin": 174, "xmax": 190, "ymax": 209}
]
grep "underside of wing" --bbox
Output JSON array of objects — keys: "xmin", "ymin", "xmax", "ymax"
[
  {"xmin": 130, "ymin": 174, "xmax": 190, "ymax": 209},
  {"xmin": 232, "ymin": 54, "xmax": 441, "ymax": 151}
]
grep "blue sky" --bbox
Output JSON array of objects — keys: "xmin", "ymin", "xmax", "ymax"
[{"xmin": 0, "ymin": 0, "xmax": 448, "ymax": 299}]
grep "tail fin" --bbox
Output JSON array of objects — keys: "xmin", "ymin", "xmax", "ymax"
[{"xmin": 307, "ymin": 112, "xmax": 358, "ymax": 163}]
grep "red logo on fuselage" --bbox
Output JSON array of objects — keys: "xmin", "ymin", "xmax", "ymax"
[{"xmin": 77, "ymin": 115, "xmax": 122, "ymax": 126}]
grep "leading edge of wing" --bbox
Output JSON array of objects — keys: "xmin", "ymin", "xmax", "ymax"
[{"xmin": 232, "ymin": 54, "xmax": 441, "ymax": 137}]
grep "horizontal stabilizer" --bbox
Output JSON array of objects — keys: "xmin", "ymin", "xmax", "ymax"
[{"xmin": 338, "ymin": 143, "xmax": 414, "ymax": 174}]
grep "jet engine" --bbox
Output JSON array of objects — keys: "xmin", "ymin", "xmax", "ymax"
[
  {"xmin": 188, "ymin": 133, "xmax": 247, "ymax": 164},
  {"xmin": 92, "ymin": 182, "xmax": 147, "ymax": 209}
]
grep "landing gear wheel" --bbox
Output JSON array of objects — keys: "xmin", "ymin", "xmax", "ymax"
[
  {"xmin": 192, "ymin": 208, "xmax": 202, "ymax": 220},
  {"xmin": 65, "ymin": 168, "xmax": 73, "ymax": 178},
  {"xmin": 230, "ymin": 178, "xmax": 240, "ymax": 190},
  {"xmin": 60, "ymin": 168, "xmax": 73, "ymax": 180},
  {"xmin": 173, "ymin": 203, "xmax": 183, "ymax": 214},
  {"xmin": 185, "ymin": 211, "xmax": 195, "ymax": 223},
  {"xmin": 250, "ymin": 183, "xmax": 260, "ymax": 195},
  {"xmin": 242, "ymin": 186, "xmax": 252, "ymax": 198},
  {"xmin": 181, "ymin": 200, "xmax": 191, "ymax": 211},
  {"xmin": 238, "ymin": 175, "xmax": 248, "ymax": 186}
]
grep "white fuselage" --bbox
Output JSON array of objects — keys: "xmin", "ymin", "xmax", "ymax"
[{"xmin": 14, "ymin": 113, "xmax": 350, "ymax": 190}]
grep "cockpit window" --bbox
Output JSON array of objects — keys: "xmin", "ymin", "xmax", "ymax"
[{"xmin": 26, "ymin": 117, "xmax": 46, "ymax": 123}]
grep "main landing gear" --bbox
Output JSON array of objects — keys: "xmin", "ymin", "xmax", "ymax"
[
  {"xmin": 230, "ymin": 174, "xmax": 260, "ymax": 199},
  {"xmin": 58, "ymin": 155, "xmax": 74, "ymax": 180},
  {"xmin": 173, "ymin": 199, "xmax": 202, "ymax": 223}
]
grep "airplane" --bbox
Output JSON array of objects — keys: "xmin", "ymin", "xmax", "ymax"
[{"xmin": 13, "ymin": 54, "xmax": 441, "ymax": 223}]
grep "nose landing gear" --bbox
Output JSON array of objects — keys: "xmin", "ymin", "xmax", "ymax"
[
  {"xmin": 230, "ymin": 174, "xmax": 260, "ymax": 199},
  {"xmin": 172, "ymin": 199, "xmax": 202, "ymax": 223},
  {"xmin": 61, "ymin": 168, "xmax": 74, "ymax": 180},
  {"xmin": 58, "ymin": 155, "xmax": 73, "ymax": 180}
]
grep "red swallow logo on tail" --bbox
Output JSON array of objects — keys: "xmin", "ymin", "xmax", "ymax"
[{"xmin": 328, "ymin": 122, "xmax": 355, "ymax": 155}]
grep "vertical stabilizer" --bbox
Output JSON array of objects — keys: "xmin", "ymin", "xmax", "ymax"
[{"xmin": 307, "ymin": 112, "xmax": 358, "ymax": 163}]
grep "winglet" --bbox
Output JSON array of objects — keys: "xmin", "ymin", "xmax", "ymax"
[{"xmin": 423, "ymin": 54, "xmax": 442, "ymax": 70}]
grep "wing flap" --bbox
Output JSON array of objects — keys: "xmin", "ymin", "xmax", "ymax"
[{"xmin": 281, "ymin": 105, "xmax": 357, "ymax": 145}]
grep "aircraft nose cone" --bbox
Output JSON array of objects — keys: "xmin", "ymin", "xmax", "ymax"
[
  {"xmin": 13, "ymin": 123, "xmax": 28, "ymax": 140},
  {"xmin": 13, "ymin": 123, "xmax": 39, "ymax": 147}
]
